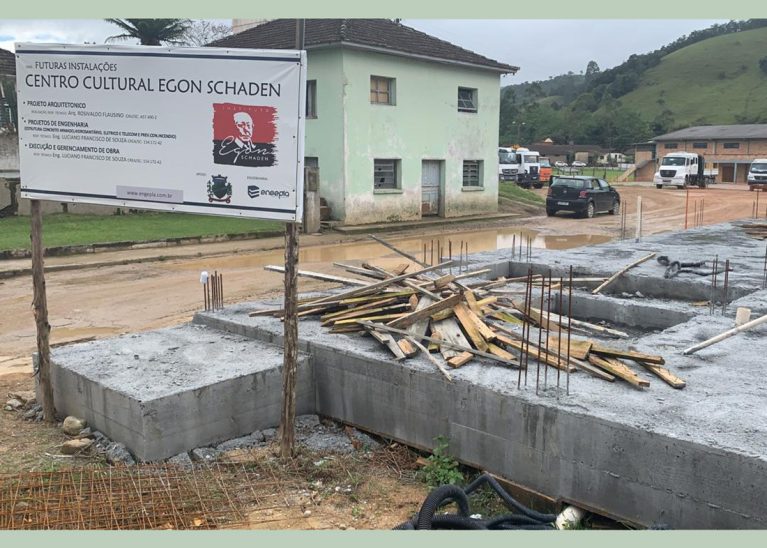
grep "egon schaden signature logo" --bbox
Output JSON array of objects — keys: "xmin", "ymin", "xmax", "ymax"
[{"xmin": 247, "ymin": 185, "xmax": 290, "ymax": 200}]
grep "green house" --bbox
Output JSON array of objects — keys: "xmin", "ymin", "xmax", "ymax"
[{"xmin": 214, "ymin": 19, "xmax": 517, "ymax": 225}]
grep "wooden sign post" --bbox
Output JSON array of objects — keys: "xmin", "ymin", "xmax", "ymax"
[
  {"xmin": 279, "ymin": 19, "xmax": 305, "ymax": 460},
  {"xmin": 30, "ymin": 200, "xmax": 55, "ymax": 422}
]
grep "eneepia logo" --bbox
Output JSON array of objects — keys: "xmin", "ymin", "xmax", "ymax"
[{"xmin": 247, "ymin": 185, "xmax": 290, "ymax": 199}]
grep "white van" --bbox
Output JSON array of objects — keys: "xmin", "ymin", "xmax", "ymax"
[{"xmin": 747, "ymin": 158, "xmax": 767, "ymax": 191}]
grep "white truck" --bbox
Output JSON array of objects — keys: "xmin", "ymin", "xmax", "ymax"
[
  {"xmin": 654, "ymin": 152, "xmax": 714, "ymax": 189},
  {"xmin": 498, "ymin": 146, "xmax": 542, "ymax": 189},
  {"xmin": 747, "ymin": 158, "xmax": 767, "ymax": 191}
]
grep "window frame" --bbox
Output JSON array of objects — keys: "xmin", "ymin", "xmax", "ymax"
[
  {"xmin": 692, "ymin": 142, "xmax": 707, "ymax": 149},
  {"xmin": 373, "ymin": 158, "xmax": 400, "ymax": 191},
  {"xmin": 664, "ymin": 143, "xmax": 678, "ymax": 149},
  {"xmin": 723, "ymin": 142, "xmax": 740, "ymax": 149},
  {"xmin": 457, "ymin": 87, "xmax": 478, "ymax": 113},
  {"xmin": 370, "ymin": 76, "xmax": 396, "ymax": 106},
  {"xmin": 462, "ymin": 160, "xmax": 483, "ymax": 188},
  {"xmin": 305, "ymin": 79, "xmax": 317, "ymax": 119}
]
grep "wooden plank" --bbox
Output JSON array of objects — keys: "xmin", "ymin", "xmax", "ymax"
[
  {"xmin": 634, "ymin": 361, "xmax": 686, "ymax": 389},
  {"xmin": 475, "ymin": 296, "xmax": 498, "ymax": 308},
  {"xmin": 591, "ymin": 344, "xmax": 665, "ymax": 365},
  {"xmin": 367, "ymin": 328, "xmax": 407, "ymax": 361},
  {"xmin": 321, "ymin": 303, "xmax": 410, "ymax": 326},
  {"xmin": 391, "ymin": 263, "xmax": 410, "ymax": 276},
  {"xmin": 506, "ymin": 300, "xmax": 629, "ymax": 338},
  {"xmin": 308, "ymin": 261, "xmax": 453, "ymax": 306},
  {"xmin": 321, "ymin": 297, "xmax": 398, "ymax": 321},
  {"xmin": 548, "ymin": 336, "xmax": 592, "ymax": 360},
  {"xmin": 432, "ymin": 318, "xmax": 469, "ymax": 360},
  {"xmin": 397, "ymin": 338, "xmax": 418, "ymax": 358},
  {"xmin": 430, "ymin": 308, "xmax": 455, "ymax": 322},
  {"xmin": 358, "ymin": 321, "xmax": 518, "ymax": 367},
  {"xmin": 334, "ymin": 313, "xmax": 407, "ymax": 326},
  {"xmin": 369, "ymin": 234, "xmax": 429, "ymax": 267},
  {"xmin": 339, "ymin": 290, "xmax": 416, "ymax": 305},
  {"xmin": 464, "ymin": 291, "xmax": 481, "ymax": 314},
  {"xmin": 588, "ymin": 355, "xmax": 649, "ymax": 389},
  {"xmin": 332, "ymin": 262, "xmax": 387, "ymax": 280},
  {"xmin": 264, "ymin": 265, "xmax": 369, "ymax": 286},
  {"xmin": 387, "ymin": 293, "xmax": 462, "ymax": 329},
  {"xmin": 408, "ymin": 294, "xmax": 419, "ymax": 310},
  {"xmin": 493, "ymin": 331, "xmax": 570, "ymax": 372},
  {"xmin": 487, "ymin": 343, "xmax": 515, "ymax": 361},
  {"xmin": 407, "ymin": 296, "xmax": 435, "ymax": 341},
  {"xmin": 453, "ymin": 302, "xmax": 489, "ymax": 352},
  {"xmin": 433, "ymin": 274, "xmax": 456, "ymax": 290},
  {"xmin": 567, "ymin": 357, "xmax": 616, "ymax": 382},
  {"xmin": 447, "ymin": 352, "xmax": 474, "ymax": 368},
  {"xmin": 407, "ymin": 336, "xmax": 453, "ymax": 382},
  {"xmin": 591, "ymin": 253, "xmax": 656, "ymax": 295}
]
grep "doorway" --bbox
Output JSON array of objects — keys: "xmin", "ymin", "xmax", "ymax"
[{"xmin": 421, "ymin": 160, "xmax": 443, "ymax": 216}]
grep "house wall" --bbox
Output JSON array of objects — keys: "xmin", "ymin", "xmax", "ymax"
[
  {"xmin": 304, "ymin": 49, "xmax": 347, "ymax": 222},
  {"xmin": 338, "ymin": 48, "xmax": 499, "ymax": 225}
]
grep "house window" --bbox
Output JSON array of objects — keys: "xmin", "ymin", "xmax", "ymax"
[
  {"xmin": 374, "ymin": 159, "xmax": 400, "ymax": 190},
  {"xmin": 462, "ymin": 160, "xmax": 483, "ymax": 187},
  {"xmin": 370, "ymin": 76, "xmax": 395, "ymax": 105},
  {"xmin": 723, "ymin": 142, "xmax": 740, "ymax": 149},
  {"xmin": 457, "ymin": 87, "xmax": 478, "ymax": 112},
  {"xmin": 692, "ymin": 142, "xmax": 707, "ymax": 149},
  {"xmin": 664, "ymin": 143, "xmax": 678, "ymax": 149},
  {"xmin": 306, "ymin": 80, "xmax": 317, "ymax": 118}
]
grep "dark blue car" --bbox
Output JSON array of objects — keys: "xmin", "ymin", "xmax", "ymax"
[{"xmin": 546, "ymin": 176, "xmax": 621, "ymax": 218}]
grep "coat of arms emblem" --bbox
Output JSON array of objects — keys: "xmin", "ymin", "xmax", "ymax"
[{"xmin": 207, "ymin": 175, "xmax": 232, "ymax": 203}]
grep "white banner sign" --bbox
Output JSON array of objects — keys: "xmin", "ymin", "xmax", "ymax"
[{"xmin": 16, "ymin": 43, "xmax": 306, "ymax": 221}]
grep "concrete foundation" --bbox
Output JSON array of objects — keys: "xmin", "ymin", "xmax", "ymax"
[
  {"xmin": 50, "ymin": 324, "xmax": 312, "ymax": 461},
  {"xmin": 49, "ymin": 221, "xmax": 767, "ymax": 528}
]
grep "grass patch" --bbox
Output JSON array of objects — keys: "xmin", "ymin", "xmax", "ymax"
[
  {"xmin": 0, "ymin": 212, "xmax": 282, "ymax": 252},
  {"xmin": 498, "ymin": 182, "xmax": 545, "ymax": 205}
]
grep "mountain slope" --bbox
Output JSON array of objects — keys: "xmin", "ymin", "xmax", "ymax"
[{"xmin": 613, "ymin": 26, "xmax": 767, "ymax": 127}]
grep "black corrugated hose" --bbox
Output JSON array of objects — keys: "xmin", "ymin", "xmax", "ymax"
[{"xmin": 393, "ymin": 473, "xmax": 557, "ymax": 530}]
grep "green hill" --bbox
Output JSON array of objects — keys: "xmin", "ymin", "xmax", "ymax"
[
  {"xmin": 611, "ymin": 26, "xmax": 767, "ymax": 127},
  {"xmin": 500, "ymin": 20, "xmax": 767, "ymax": 147}
]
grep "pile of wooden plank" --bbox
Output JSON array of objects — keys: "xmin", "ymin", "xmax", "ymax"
[
  {"xmin": 740, "ymin": 223, "xmax": 767, "ymax": 240},
  {"xmin": 252, "ymin": 257, "xmax": 684, "ymax": 391}
]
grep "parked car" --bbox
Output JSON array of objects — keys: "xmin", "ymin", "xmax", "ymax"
[
  {"xmin": 546, "ymin": 176, "xmax": 620, "ymax": 218},
  {"xmin": 554, "ymin": 161, "xmax": 568, "ymax": 168},
  {"xmin": 571, "ymin": 160, "xmax": 587, "ymax": 168}
]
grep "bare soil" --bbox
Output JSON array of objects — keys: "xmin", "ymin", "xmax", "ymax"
[{"xmin": 0, "ymin": 182, "xmax": 759, "ymax": 528}]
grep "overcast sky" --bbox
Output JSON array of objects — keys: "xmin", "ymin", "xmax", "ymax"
[{"xmin": 0, "ymin": 19, "xmax": 726, "ymax": 83}]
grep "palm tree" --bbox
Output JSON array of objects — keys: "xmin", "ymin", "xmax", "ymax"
[{"xmin": 105, "ymin": 19, "xmax": 191, "ymax": 46}]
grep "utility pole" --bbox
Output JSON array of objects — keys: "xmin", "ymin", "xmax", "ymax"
[{"xmin": 279, "ymin": 18, "xmax": 305, "ymax": 460}]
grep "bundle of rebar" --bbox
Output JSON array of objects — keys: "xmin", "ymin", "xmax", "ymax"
[
  {"xmin": 0, "ymin": 460, "xmax": 301, "ymax": 530},
  {"xmin": 204, "ymin": 271, "xmax": 224, "ymax": 311}
]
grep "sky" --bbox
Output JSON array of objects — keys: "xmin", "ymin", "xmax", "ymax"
[{"xmin": 0, "ymin": 19, "xmax": 727, "ymax": 84}]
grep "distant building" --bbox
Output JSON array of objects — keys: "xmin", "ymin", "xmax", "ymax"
[
  {"xmin": 212, "ymin": 19, "xmax": 517, "ymax": 225},
  {"xmin": 529, "ymin": 142, "xmax": 608, "ymax": 166},
  {"xmin": 651, "ymin": 125, "xmax": 767, "ymax": 183}
]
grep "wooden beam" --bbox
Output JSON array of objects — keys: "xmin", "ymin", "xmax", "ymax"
[
  {"xmin": 634, "ymin": 361, "xmax": 685, "ymax": 389},
  {"xmin": 591, "ymin": 253, "xmax": 656, "ymax": 295},
  {"xmin": 359, "ymin": 321, "xmax": 518, "ymax": 367},
  {"xmin": 432, "ymin": 317, "xmax": 472, "ymax": 361},
  {"xmin": 367, "ymin": 328, "xmax": 407, "ymax": 361},
  {"xmin": 447, "ymin": 352, "xmax": 474, "ymax": 368},
  {"xmin": 453, "ymin": 302, "xmax": 489, "ymax": 352},
  {"xmin": 588, "ymin": 355, "xmax": 649, "ymax": 389},
  {"xmin": 387, "ymin": 293, "xmax": 462, "ymax": 329},
  {"xmin": 397, "ymin": 338, "xmax": 418, "ymax": 358},
  {"xmin": 264, "ymin": 265, "xmax": 369, "ymax": 286},
  {"xmin": 369, "ymin": 234, "xmax": 429, "ymax": 267},
  {"xmin": 308, "ymin": 262, "xmax": 453, "ymax": 305},
  {"xmin": 591, "ymin": 344, "xmax": 665, "ymax": 365},
  {"xmin": 407, "ymin": 336, "xmax": 453, "ymax": 381},
  {"xmin": 548, "ymin": 336, "xmax": 592, "ymax": 361}
]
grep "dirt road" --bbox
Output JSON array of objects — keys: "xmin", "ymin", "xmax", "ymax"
[{"xmin": 0, "ymin": 183, "xmax": 760, "ymax": 376}]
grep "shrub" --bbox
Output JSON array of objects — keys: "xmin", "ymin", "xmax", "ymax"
[{"xmin": 418, "ymin": 436, "xmax": 464, "ymax": 488}]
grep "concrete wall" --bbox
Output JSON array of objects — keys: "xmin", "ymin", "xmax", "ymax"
[{"xmin": 336, "ymin": 49, "xmax": 500, "ymax": 225}]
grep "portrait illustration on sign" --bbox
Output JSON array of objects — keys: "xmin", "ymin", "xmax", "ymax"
[{"xmin": 212, "ymin": 103, "xmax": 278, "ymax": 167}]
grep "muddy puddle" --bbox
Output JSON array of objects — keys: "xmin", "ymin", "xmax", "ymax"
[{"xmin": 169, "ymin": 228, "xmax": 611, "ymax": 273}]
